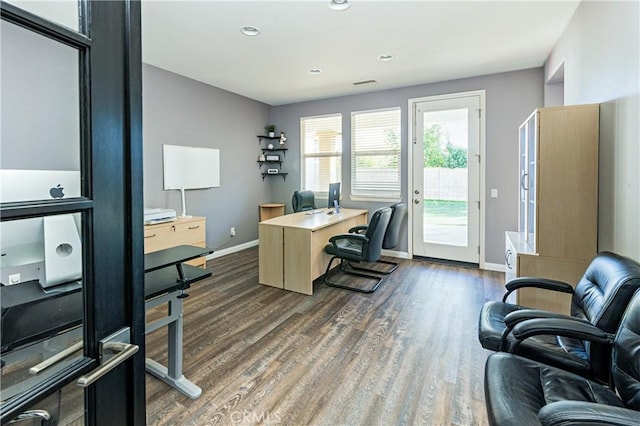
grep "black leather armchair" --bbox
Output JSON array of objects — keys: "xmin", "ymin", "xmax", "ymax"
[
  {"xmin": 478, "ymin": 251, "xmax": 640, "ymax": 382},
  {"xmin": 292, "ymin": 190, "xmax": 316, "ymax": 212},
  {"xmin": 348, "ymin": 202, "xmax": 406, "ymax": 275},
  {"xmin": 484, "ymin": 287, "xmax": 640, "ymax": 426},
  {"xmin": 323, "ymin": 207, "xmax": 391, "ymax": 293}
]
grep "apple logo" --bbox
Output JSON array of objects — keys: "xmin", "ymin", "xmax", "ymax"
[{"xmin": 49, "ymin": 184, "xmax": 65, "ymax": 199}]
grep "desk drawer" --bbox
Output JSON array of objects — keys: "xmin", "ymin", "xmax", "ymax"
[{"xmin": 144, "ymin": 217, "xmax": 206, "ymax": 254}]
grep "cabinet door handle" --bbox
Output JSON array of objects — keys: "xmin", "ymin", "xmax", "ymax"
[
  {"xmin": 144, "ymin": 233, "xmax": 156, "ymax": 239},
  {"xmin": 188, "ymin": 225, "xmax": 200, "ymax": 230},
  {"xmin": 520, "ymin": 173, "xmax": 528, "ymax": 190},
  {"xmin": 505, "ymin": 250, "xmax": 513, "ymax": 269}
]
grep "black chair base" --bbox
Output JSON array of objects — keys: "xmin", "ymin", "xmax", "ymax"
[
  {"xmin": 347, "ymin": 258, "xmax": 399, "ymax": 275},
  {"xmin": 324, "ymin": 256, "xmax": 384, "ymax": 293}
]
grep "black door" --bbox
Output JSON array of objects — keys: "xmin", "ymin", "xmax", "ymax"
[{"xmin": 0, "ymin": 1, "xmax": 145, "ymax": 424}]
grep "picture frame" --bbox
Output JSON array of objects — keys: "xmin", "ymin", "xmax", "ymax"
[{"xmin": 265, "ymin": 154, "xmax": 280, "ymax": 162}]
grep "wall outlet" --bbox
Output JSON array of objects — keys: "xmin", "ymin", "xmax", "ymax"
[
  {"xmin": 9, "ymin": 273, "xmax": 21, "ymax": 284},
  {"xmin": 230, "ymin": 227, "xmax": 236, "ymax": 237}
]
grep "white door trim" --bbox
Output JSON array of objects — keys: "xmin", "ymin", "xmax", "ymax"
[{"xmin": 407, "ymin": 90, "xmax": 486, "ymax": 267}]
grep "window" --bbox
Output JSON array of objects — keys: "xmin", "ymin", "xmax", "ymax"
[
  {"xmin": 300, "ymin": 114, "xmax": 342, "ymax": 194},
  {"xmin": 351, "ymin": 107, "xmax": 401, "ymax": 200}
]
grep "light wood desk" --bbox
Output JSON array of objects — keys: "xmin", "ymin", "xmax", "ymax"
[{"xmin": 259, "ymin": 208, "xmax": 368, "ymax": 295}]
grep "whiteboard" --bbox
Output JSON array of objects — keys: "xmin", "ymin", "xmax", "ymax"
[{"xmin": 163, "ymin": 144, "xmax": 220, "ymax": 190}]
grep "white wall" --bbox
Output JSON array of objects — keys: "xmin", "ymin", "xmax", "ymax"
[{"xmin": 545, "ymin": 0, "xmax": 640, "ymax": 260}]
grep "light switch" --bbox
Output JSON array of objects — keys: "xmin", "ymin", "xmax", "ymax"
[{"xmin": 491, "ymin": 188, "xmax": 498, "ymax": 198}]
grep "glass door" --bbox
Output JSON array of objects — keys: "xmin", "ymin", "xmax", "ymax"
[
  {"xmin": 412, "ymin": 94, "xmax": 481, "ymax": 263},
  {"xmin": 518, "ymin": 111, "xmax": 538, "ymax": 250},
  {"xmin": 0, "ymin": 1, "xmax": 145, "ymax": 424}
]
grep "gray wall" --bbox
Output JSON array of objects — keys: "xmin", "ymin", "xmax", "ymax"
[
  {"xmin": 269, "ymin": 69, "xmax": 543, "ymax": 265},
  {"xmin": 545, "ymin": 0, "xmax": 640, "ymax": 261},
  {"xmin": 142, "ymin": 64, "xmax": 271, "ymax": 249}
]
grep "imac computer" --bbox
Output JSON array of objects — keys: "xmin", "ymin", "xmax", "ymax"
[
  {"xmin": 327, "ymin": 182, "xmax": 341, "ymax": 213},
  {"xmin": 0, "ymin": 170, "xmax": 83, "ymax": 289}
]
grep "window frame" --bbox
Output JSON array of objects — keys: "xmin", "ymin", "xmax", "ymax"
[
  {"xmin": 350, "ymin": 106, "xmax": 402, "ymax": 202},
  {"xmin": 299, "ymin": 113, "xmax": 343, "ymax": 196}
]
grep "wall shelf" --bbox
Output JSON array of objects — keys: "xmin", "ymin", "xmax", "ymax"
[
  {"xmin": 261, "ymin": 172, "xmax": 288, "ymax": 181},
  {"xmin": 257, "ymin": 135, "xmax": 287, "ymax": 179},
  {"xmin": 257, "ymin": 160, "xmax": 283, "ymax": 168},
  {"xmin": 260, "ymin": 148, "xmax": 287, "ymax": 157},
  {"xmin": 257, "ymin": 135, "xmax": 281, "ymax": 143}
]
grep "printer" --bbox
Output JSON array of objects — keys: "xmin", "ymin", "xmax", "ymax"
[{"xmin": 144, "ymin": 208, "xmax": 177, "ymax": 225}]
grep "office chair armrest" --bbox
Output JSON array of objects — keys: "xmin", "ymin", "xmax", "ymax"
[
  {"xmin": 500, "ymin": 313, "xmax": 594, "ymax": 351},
  {"xmin": 348, "ymin": 225, "xmax": 368, "ymax": 234},
  {"xmin": 503, "ymin": 277, "xmax": 574, "ymax": 302},
  {"xmin": 509, "ymin": 318, "xmax": 613, "ymax": 353},
  {"xmin": 328, "ymin": 233, "xmax": 367, "ymax": 244},
  {"xmin": 328, "ymin": 233, "xmax": 368, "ymax": 256},
  {"xmin": 504, "ymin": 310, "xmax": 590, "ymax": 330},
  {"xmin": 538, "ymin": 401, "xmax": 640, "ymax": 426}
]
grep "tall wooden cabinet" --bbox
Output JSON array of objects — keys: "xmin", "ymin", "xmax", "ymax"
[{"xmin": 505, "ymin": 104, "xmax": 599, "ymax": 313}]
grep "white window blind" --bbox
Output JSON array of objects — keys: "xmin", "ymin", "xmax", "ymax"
[
  {"xmin": 351, "ymin": 108, "xmax": 401, "ymax": 200},
  {"xmin": 300, "ymin": 114, "xmax": 342, "ymax": 194}
]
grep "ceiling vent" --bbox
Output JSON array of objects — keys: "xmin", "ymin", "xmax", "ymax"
[{"xmin": 353, "ymin": 79, "xmax": 377, "ymax": 86}]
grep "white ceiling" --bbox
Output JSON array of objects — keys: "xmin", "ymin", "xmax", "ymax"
[{"xmin": 142, "ymin": 0, "xmax": 580, "ymax": 106}]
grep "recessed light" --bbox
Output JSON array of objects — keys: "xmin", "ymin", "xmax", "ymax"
[
  {"xmin": 329, "ymin": 0, "xmax": 350, "ymax": 11},
  {"xmin": 241, "ymin": 26, "xmax": 260, "ymax": 36},
  {"xmin": 309, "ymin": 69, "xmax": 322, "ymax": 74},
  {"xmin": 378, "ymin": 55, "xmax": 393, "ymax": 62}
]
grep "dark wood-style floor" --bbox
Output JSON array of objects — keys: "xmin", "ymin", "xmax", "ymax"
[{"xmin": 145, "ymin": 247, "xmax": 504, "ymax": 425}]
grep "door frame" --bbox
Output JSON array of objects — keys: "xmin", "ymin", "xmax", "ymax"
[
  {"xmin": 0, "ymin": 1, "xmax": 145, "ymax": 424},
  {"xmin": 407, "ymin": 90, "xmax": 486, "ymax": 267}
]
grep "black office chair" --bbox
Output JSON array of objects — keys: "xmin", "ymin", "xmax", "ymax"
[
  {"xmin": 323, "ymin": 207, "xmax": 392, "ymax": 293},
  {"xmin": 292, "ymin": 190, "xmax": 316, "ymax": 212},
  {"xmin": 484, "ymin": 287, "xmax": 640, "ymax": 426},
  {"xmin": 478, "ymin": 251, "xmax": 640, "ymax": 383},
  {"xmin": 348, "ymin": 202, "xmax": 407, "ymax": 275}
]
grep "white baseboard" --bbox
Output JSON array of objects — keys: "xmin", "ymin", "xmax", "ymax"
[
  {"xmin": 211, "ymin": 242, "xmax": 409, "ymax": 260},
  {"xmin": 482, "ymin": 262, "xmax": 505, "ymax": 272},
  {"xmin": 381, "ymin": 249, "xmax": 410, "ymax": 259},
  {"xmin": 207, "ymin": 242, "xmax": 502, "ymax": 274},
  {"xmin": 207, "ymin": 239, "xmax": 259, "ymax": 260}
]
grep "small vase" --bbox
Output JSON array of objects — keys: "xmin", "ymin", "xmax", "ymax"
[{"xmin": 268, "ymin": 132, "xmax": 275, "ymax": 137}]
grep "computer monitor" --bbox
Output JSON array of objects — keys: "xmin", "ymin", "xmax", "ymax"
[
  {"xmin": 0, "ymin": 170, "xmax": 83, "ymax": 289},
  {"xmin": 327, "ymin": 182, "xmax": 341, "ymax": 210}
]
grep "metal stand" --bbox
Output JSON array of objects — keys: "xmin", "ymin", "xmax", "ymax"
[
  {"xmin": 144, "ymin": 290, "xmax": 202, "ymax": 399},
  {"xmin": 142, "ymin": 246, "xmax": 213, "ymax": 399}
]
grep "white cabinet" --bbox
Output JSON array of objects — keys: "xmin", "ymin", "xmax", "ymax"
[{"xmin": 506, "ymin": 104, "xmax": 599, "ymax": 313}]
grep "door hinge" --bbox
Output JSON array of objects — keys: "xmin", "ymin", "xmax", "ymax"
[
  {"xmin": 478, "ymin": 108, "xmax": 481, "ymax": 119},
  {"xmin": 478, "ymin": 245, "xmax": 480, "ymax": 254},
  {"xmin": 477, "ymin": 200, "xmax": 480, "ymax": 209}
]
